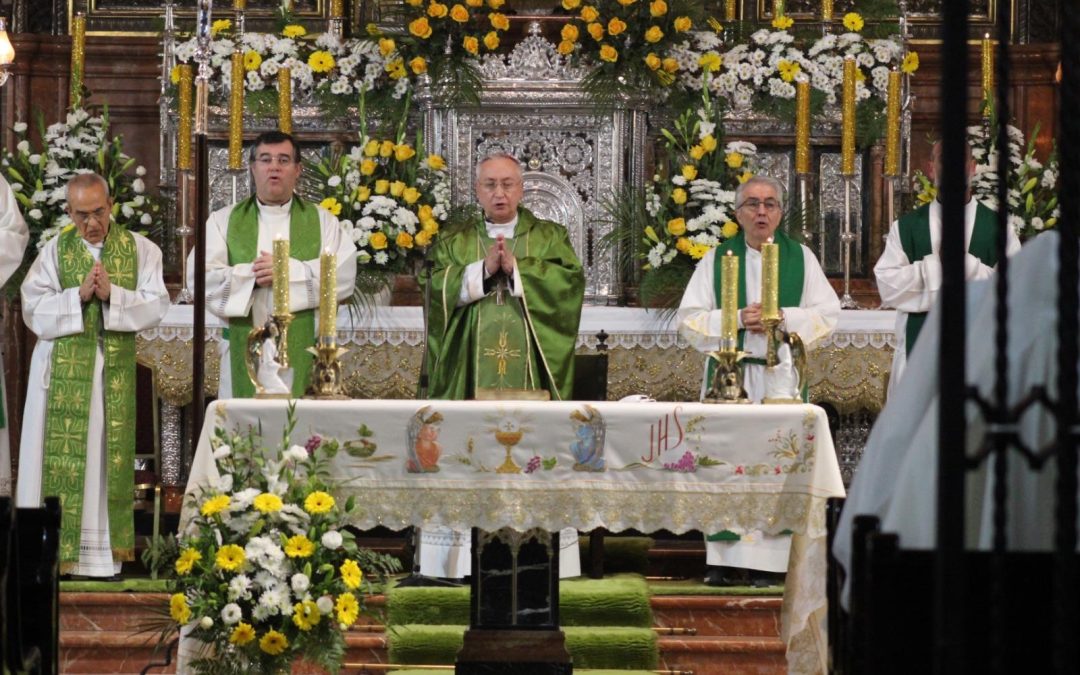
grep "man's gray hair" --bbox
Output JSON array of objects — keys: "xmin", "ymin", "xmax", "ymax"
[
  {"xmin": 474, "ymin": 152, "xmax": 523, "ymax": 183},
  {"xmin": 66, "ymin": 172, "xmax": 111, "ymax": 201},
  {"xmin": 734, "ymin": 175, "xmax": 785, "ymax": 211}
]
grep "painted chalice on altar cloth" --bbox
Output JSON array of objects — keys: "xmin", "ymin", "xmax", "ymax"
[{"xmin": 493, "ymin": 418, "xmax": 525, "ymax": 474}]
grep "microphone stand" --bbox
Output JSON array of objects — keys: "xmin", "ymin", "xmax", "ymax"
[{"xmin": 397, "ymin": 253, "xmax": 459, "ymax": 588}]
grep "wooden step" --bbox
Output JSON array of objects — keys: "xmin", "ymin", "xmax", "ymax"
[{"xmin": 651, "ymin": 596, "xmax": 782, "ymax": 638}]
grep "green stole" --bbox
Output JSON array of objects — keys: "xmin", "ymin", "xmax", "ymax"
[
  {"xmin": 898, "ymin": 202, "xmax": 998, "ymax": 355},
  {"xmin": 226, "ymin": 196, "xmax": 320, "ymax": 398},
  {"xmin": 706, "ymin": 230, "xmax": 805, "ymax": 389},
  {"xmin": 41, "ymin": 225, "xmax": 138, "ymax": 565},
  {"xmin": 473, "ymin": 227, "xmax": 542, "ymax": 392}
]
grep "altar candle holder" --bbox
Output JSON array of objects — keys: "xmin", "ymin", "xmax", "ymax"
[{"xmin": 839, "ymin": 57, "xmax": 859, "ymax": 309}]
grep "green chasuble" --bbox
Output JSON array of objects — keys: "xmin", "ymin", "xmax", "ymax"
[
  {"xmin": 41, "ymin": 225, "xmax": 138, "ymax": 566},
  {"xmin": 898, "ymin": 202, "xmax": 998, "ymax": 355},
  {"xmin": 226, "ymin": 195, "xmax": 321, "ymax": 398},
  {"xmin": 425, "ymin": 207, "xmax": 585, "ymax": 401}
]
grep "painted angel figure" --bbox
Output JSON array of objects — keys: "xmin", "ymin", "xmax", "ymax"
[{"xmin": 569, "ymin": 406, "xmax": 606, "ymax": 472}]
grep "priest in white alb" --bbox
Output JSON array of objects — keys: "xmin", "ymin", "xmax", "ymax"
[
  {"xmin": 17, "ymin": 173, "xmax": 168, "ymax": 577},
  {"xmin": 678, "ymin": 175, "xmax": 840, "ymax": 585},
  {"xmin": 190, "ymin": 130, "xmax": 356, "ymax": 399},
  {"xmin": 0, "ymin": 173, "xmax": 28, "ymax": 497}
]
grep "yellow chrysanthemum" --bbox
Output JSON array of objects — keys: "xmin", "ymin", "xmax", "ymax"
[
  {"xmin": 259, "ymin": 629, "xmax": 289, "ymax": 656},
  {"xmin": 396, "ymin": 232, "xmax": 414, "ymax": 249},
  {"xmin": 842, "ymin": 12, "xmax": 864, "ymax": 32},
  {"xmin": 243, "ymin": 50, "xmax": 262, "ymax": 72},
  {"xmin": 409, "ymin": 56, "xmax": 428, "ymax": 75},
  {"xmin": 200, "ymin": 494, "xmax": 230, "ymax": 517},
  {"xmin": 402, "ymin": 187, "xmax": 421, "ymax": 204},
  {"xmin": 557, "ymin": 40, "xmax": 575, "ymax": 55},
  {"xmin": 170, "ymin": 593, "xmax": 191, "ymax": 624},
  {"xmin": 292, "ymin": 599, "xmax": 322, "ymax": 631},
  {"xmin": 772, "ymin": 15, "xmax": 794, "ymax": 30},
  {"xmin": 721, "ymin": 220, "xmax": 739, "ymax": 239},
  {"xmin": 395, "ymin": 144, "xmax": 417, "ymax": 162},
  {"xmin": 360, "ymin": 159, "xmax": 377, "ymax": 175},
  {"xmin": 170, "ymin": 65, "xmax": 182, "ymax": 85},
  {"xmin": 644, "ymin": 53, "xmax": 661, "ymax": 71},
  {"xmin": 649, "ymin": 0, "xmax": 667, "ymax": 17},
  {"xmin": 211, "ymin": 19, "xmax": 231, "ymax": 37},
  {"xmin": 387, "ymin": 59, "xmax": 407, "ymax": 80},
  {"xmin": 580, "ymin": 5, "xmax": 599, "ymax": 22},
  {"xmin": 215, "ymin": 544, "xmax": 246, "ymax": 571},
  {"xmin": 599, "ymin": 45, "xmax": 618, "ymax": 63},
  {"xmin": 698, "ymin": 51, "xmax": 722, "ymax": 73},
  {"xmin": 319, "ymin": 197, "xmax": 343, "ymax": 216},
  {"xmin": 307, "ymin": 50, "xmax": 335, "ymax": 74},
  {"xmin": 688, "ymin": 243, "xmax": 710, "ymax": 259},
  {"xmin": 562, "ymin": 0, "xmax": 581, "ymax": 8},
  {"xmin": 675, "ymin": 237, "xmax": 691, "ymax": 253},
  {"xmin": 304, "ymin": 491, "xmax": 335, "ymax": 514},
  {"xmin": 561, "ymin": 24, "xmax": 579, "ymax": 42},
  {"xmin": 681, "ymin": 164, "xmax": 697, "ymax": 181},
  {"xmin": 463, "ymin": 35, "xmax": 480, "ymax": 55},
  {"xmin": 379, "ymin": 38, "xmax": 396, "ymax": 56},
  {"xmin": 415, "ymin": 230, "xmax": 433, "ymax": 247},
  {"xmin": 607, "ymin": 17, "xmax": 627, "ymax": 36},
  {"xmin": 370, "ymin": 232, "xmax": 389, "ymax": 250},
  {"xmin": 380, "ymin": 140, "xmax": 396, "ymax": 157},
  {"xmin": 336, "ymin": 592, "xmax": 360, "ymax": 626},
  {"xmin": 725, "ymin": 152, "xmax": 744, "ymax": 169},
  {"xmin": 282, "ymin": 24, "xmax": 307, "ymax": 38},
  {"xmin": 375, "ymin": 179, "xmax": 390, "ymax": 194},
  {"xmin": 450, "ymin": 4, "xmax": 470, "ymax": 22},
  {"xmin": 671, "ymin": 188, "xmax": 687, "ymax": 205},
  {"xmin": 644, "ymin": 26, "xmax": 664, "ymax": 43},
  {"xmin": 252, "ymin": 493, "xmax": 282, "ymax": 514},
  {"xmin": 490, "ymin": 12, "xmax": 510, "ymax": 31},
  {"xmin": 428, "ymin": 2, "xmax": 449, "ymax": 18},
  {"xmin": 901, "ymin": 51, "xmax": 920, "ymax": 75},
  {"xmin": 175, "ymin": 548, "xmax": 202, "ymax": 575},
  {"xmin": 390, "ymin": 180, "xmax": 406, "ymax": 197},
  {"xmin": 230, "ymin": 622, "xmax": 255, "ymax": 645},
  {"xmin": 666, "ymin": 217, "xmax": 686, "ymax": 236},
  {"xmin": 340, "ymin": 558, "xmax": 364, "ymax": 589},
  {"xmin": 409, "ymin": 17, "xmax": 433, "ymax": 39},
  {"xmin": 483, "ymin": 31, "xmax": 500, "ymax": 50},
  {"xmin": 587, "ymin": 22, "xmax": 605, "ymax": 41},
  {"xmin": 673, "ymin": 16, "xmax": 692, "ymax": 32},
  {"xmin": 427, "ymin": 154, "xmax": 446, "ymax": 170},
  {"xmin": 777, "ymin": 59, "xmax": 801, "ymax": 82},
  {"xmin": 701, "ymin": 134, "xmax": 718, "ymax": 152},
  {"xmin": 284, "ymin": 534, "xmax": 316, "ymax": 558}
]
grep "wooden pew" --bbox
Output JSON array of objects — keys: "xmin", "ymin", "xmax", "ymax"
[
  {"xmin": 4, "ymin": 497, "xmax": 61, "ymax": 675},
  {"xmin": 1, "ymin": 495, "xmax": 44, "ymax": 674}
]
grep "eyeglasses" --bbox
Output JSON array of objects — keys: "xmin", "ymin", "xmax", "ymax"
[
  {"xmin": 478, "ymin": 180, "xmax": 521, "ymax": 194},
  {"xmin": 738, "ymin": 199, "xmax": 781, "ymax": 212},
  {"xmin": 70, "ymin": 207, "xmax": 110, "ymax": 224},
  {"xmin": 254, "ymin": 154, "xmax": 297, "ymax": 166}
]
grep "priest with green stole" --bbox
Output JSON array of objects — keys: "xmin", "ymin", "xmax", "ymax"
[
  {"xmin": 875, "ymin": 140, "xmax": 1020, "ymax": 398},
  {"xmin": 17, "ymin": 173, "xmax": 168, "ymax": 577},
  {"xmin": 0, "ymin": 173, "xmax": 28, "ymax": 497},
  {"xmin": 419, "ymin": 153, "xmax": 585, "ymax": 578},
  {"xmin": 191, "ymin": 130, "xmax": 357, "ymax": 398},
  {"xmin": 677, "ymin": 174, "xmax": 840, "ymax": 586}
]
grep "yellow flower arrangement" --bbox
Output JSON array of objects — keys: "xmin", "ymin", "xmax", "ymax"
[
  {"xmin": 644, "ymin": 25, "xmax": 664, "ymax": 42},
  {"xmin": 842, "ymin": 12, "xmax": 865, "ymax": 32},
  {"xmin": 175, "ymin": 548, "xmax": 201, "ymax": 575},
  {"xmin": 771, "ymin": 15, "xmax": 794, "ymax": 30},
  {"xmin": 409, "ymin": 56, "xmax": 428, "ymax": 74},
  {"xmin": 253, "ymin": 493, "xmax": 283, "ymax": 513},
  {"xmin": 304, "ymin": 491, "xmax": 336, "ymax": 514},
  {"xmin": 307, "ymin": 50, "xmax": 335, "ymax": 74},
  {"xmin": 600, "ymin": 44, "xmax": 619, "ymax": 62},
  {"xmin": 902, "ymin": 51, "xmax": 920, "ymax": 75},
  {"xmin": 170, "ymin": 593, "xmax": 191, "ymax": 624},
  {"xmin": 242, "ymin": 50, "xmax": 262, "ymax": 72},
  {"xmin": 211, "ymin": 19, "xmax": 232, "ymax": 37},
  {"xmin": 259, "ymin": 630, "xmax": 289, "ymax": 656},
  {"xmin": 199, "ymin": 494, "xmax": 230, "ymax": 517},
  {"xmin": 284, "ymin": 534, "xmax": 316, "ymax": 558},
  {"xmin": 450, "ymin": 4, "xmax": 470, "ymax": 22},
  {"xmin": 281, "ymin": 24, "xmax": 307, "ymax": 38}
]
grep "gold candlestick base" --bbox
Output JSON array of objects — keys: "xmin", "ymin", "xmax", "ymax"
[
  {"xmin": 702, "ymin": 350, "xmax": 751, "ymax": 404},
  {"xmin": 306, "ymin": 342, "xmax": 351, "ymax": 400}
]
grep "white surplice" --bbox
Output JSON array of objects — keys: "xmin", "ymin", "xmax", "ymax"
[
  {"xmin": 0, "ymin": 174, "xmax": 28, "ymax": 497},
  {"xmin": 17, "ymin": 231, "xmax": 168, "ymax": 576},
  {"xmin": 679, "ymin": 242, "xmax": 841, "ymax": 572},
  {"xmin": 874, "ymin": 199, "xmax": 1021, "ymax": 398},
  {"xmin": 188, "ymin": 198, "xmax": 357, "ymax": 398},
  {"xmin": 836, "ymin": 231, "xmax": 1078, "ymax": 609}
]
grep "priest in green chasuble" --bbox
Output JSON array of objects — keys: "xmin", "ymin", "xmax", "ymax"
[
  {"xmin": 678, "ymin": 175, "xmax": 840, "ymax": 585},
  {"xmin": 875, "ymin": 141, "xmax": 1020, "ymax": 397},
  {"xmin": 17, "ymin": 173, "xmax": 168, "ymax": 576},
  {"xmin": 191, "ymin": 130, "xmax": 357, "ymax": 399},
  {"xmin": 426, "ymin": 153, "xmax": 584, "ymax": 401},
  {"xmin": 0, "ymin": 173, "xmax": 28, "ymax": 497}
]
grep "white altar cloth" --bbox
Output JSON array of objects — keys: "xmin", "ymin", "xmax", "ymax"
[{"xmin": 186, "ymin": 398, "xmax": 845, "ymax": 674}]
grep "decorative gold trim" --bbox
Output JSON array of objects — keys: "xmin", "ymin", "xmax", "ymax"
[{"xmin": 473, "ymin": 387, "xmax": 550, "ymax": 401}]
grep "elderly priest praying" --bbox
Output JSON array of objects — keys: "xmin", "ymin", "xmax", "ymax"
[{"xmin": 17, "ymin": 172, "xmax": 169, "ymax": 577}]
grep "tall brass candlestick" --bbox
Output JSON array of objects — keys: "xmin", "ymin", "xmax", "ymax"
[
  {"xmin": 278, "ymin": 67, "xmax": 292, "ymax": 134},
  {"xmin": 272, "ymin": 236, "xmax": 291, "ymax": 316},
  {"xmin": 720, "ymin": 251, "xmax": 739, "ymax": 352},
  {"xmin": 981, "ymin": 33, "xmax": 994, "ymax": 105},
  {"xmin": 233, "ymin": 0, "xmax": 246, "ymax": 8},
  {"xmin": 773, "ymin": 0, "xmax": 784, "ymax": 18},
  {"xmin": 795, "ymin": 80, "xmax": 811, "ymax": 174},
  {"xmin": 724, "ymin": 0, "xmax": 736, "ymax": 21},
  {"xmin": 177, "ymin": 64, "xmax": 194, "ymax": 172},
  {"xmin": 330, "ymin": 0, "xmax": 344, "ymax": 17},
  {"xmin": 841, "ymin": 57, "xmax": 856, "ymax": 176},
  {"xmin": 821, "ymin": 0, "xmax": 833, "ymax": 21},
  {"xmin": 70, "ymin": 13, "xmax": 86, "ymax": 109},
  {"xmin": 885, "ymin": 69, "xmax": 902, "ymax": 176},
  {"xmin": 761, "ymin": 239, "xmax": 780, "ymax": 321},
  {"xmin": 228, "ymin": 51, "xmax": 244, "ymax": 170},
  {"xmin": 318, "ymin": 249, "xmax": 337, "ymax": 343}
]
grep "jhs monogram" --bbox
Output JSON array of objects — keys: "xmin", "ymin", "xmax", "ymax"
[{"xmin": 641, "ymin": 407, "xmax": 684, "ymax": 463}]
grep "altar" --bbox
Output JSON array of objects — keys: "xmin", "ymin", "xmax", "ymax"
[{"xmin": 185, "ymin": 397, "xmax": 846, "ymax": 674}]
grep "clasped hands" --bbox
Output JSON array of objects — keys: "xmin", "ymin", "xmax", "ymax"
[
  {"xmin": 483, "ymin": 235, "xmax": 516, "ymax": 278},
  {"xmin": 253, "ymin": 250, "xmax": 276, "ymax": 288},
  {"xmin": 739, "ymin": 303, "xmax": 784, "ymax": 333},
  {"xmin": 78, "ymin": 262, "xmax": 112, "ymax": 302}
]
